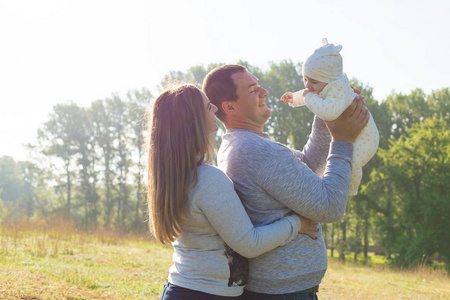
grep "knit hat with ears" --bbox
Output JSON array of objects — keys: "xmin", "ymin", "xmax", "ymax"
[{"xmin": 302, "ymin": 38, "xmax": 343, "ymax": 83}]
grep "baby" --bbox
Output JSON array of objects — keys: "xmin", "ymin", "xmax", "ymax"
[{"xmin": 281, "ymin": 38, "xmax": 379, "ymax": 196}]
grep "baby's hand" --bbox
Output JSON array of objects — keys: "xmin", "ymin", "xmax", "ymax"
[
  {"xmin": 280, "ymin": 92, "xmax": 293, "ymax": 104},
  {"xmin": 303, "ymin": 89, "xmax": 314, "ymax": 96}
]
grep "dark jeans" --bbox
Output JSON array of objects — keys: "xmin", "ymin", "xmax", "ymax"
[
  {"xmin": 242, "ymin": 287, "xmax": 319, "ymax": 300},
  {"xmin": 160, "ymin": 282, "xmax": 242, "ymax": 300}
]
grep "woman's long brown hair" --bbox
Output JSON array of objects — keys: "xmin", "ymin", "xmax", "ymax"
[{"xmin": 147, "ymin": 84, "xmax": 213, "ymax": 244}]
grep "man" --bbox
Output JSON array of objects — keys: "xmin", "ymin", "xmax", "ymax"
[{"xmin": 203, "ymin": 64, "xmax": 369, "ymax": 299}]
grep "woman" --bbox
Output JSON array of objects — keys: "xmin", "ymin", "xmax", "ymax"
[{"xmin": 148, "ymin": 84, "xmax": 318, "ymax": 299}]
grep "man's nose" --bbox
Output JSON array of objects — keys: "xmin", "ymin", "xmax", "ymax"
[{"xmin": 260, "ymin": 87, "xmax": 269, "ymax": 97}]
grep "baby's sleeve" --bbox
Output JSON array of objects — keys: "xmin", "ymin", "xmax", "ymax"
[
  {"xmin": 305, "ymin": 83, "xmax": 355, "ymax": 121},
  {"xmin": 290, "ymin": 90, "xmax": 306, "ymax": 107}
]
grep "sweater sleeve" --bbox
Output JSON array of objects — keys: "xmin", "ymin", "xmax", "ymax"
[
  {"xmin": 257, "ymin": 141, "xmax": 353, "ymax": 223},
  {"xmin": 291, "ymin": 90, "xmax": 306, "ymax": 107},
  {"xmin": 196, "ymin": 170, "xmax": 301, "ymax": 258},
  {"xmin": 291, "ymin": 116, "xmax": 331, "ymax": 176}
]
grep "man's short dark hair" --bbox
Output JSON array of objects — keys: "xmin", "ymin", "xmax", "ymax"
[{"xmin": 202, "ymin": 64, "xmax": 247, "ymax": 122}]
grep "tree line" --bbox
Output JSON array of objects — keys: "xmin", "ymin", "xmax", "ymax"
[
  {"xmin": 0, "ymin": 89, "xmax": 151, "ymax": 233},
  {"xmin": 0, "ymin": 60, "xmax": 449, "ymax": 271}
]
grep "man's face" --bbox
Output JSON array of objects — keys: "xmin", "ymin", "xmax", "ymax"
[{"xmin": 230, "ymin": 71, "xmax": 271, "ymax": 128}]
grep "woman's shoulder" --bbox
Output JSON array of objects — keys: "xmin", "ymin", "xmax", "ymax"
[
  {"xmin": 197, "ymin": 163, "xmax": 231, "ymax": 183},
  {"xmin": 191, "ymin": 164, "xmax": 235, "ymax": 199}
]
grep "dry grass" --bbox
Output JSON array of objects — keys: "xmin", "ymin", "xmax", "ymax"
[
  {"xmin": 0, "ymin": 268, "xmax": 112, "ymax": 299},
  {"xmin": 320, "ymin": 258, "xmax": 449, "ymax": 299},
  {"xmin": 0, "ymin": 222, "xmax": 172, "ymax": 299},
  {"xmin": 1, "ymin": 222, "xmax": 449, "ymax": 299}
]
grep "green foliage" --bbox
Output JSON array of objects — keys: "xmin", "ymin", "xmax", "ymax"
[
  {"xmin": 427, "ymin": 87, "xmax": 450, "ymax": 117},
  {"xmin": 24, "ymin": 89, "xmax": 153, "ymax": 232},
  {"xmin": 350, "ymin": 78, "xmax": 392, "ymax": 149},
  {"xmin": 0, "ymin": 156, "xmax": 37, "ymax": 220},
  {"xmin": 160, "ymin": 63, "xmax": 223, "ymax": 90},
  {"xmin": 384, "ymin": 88, "xmax": 449, "ymax": 140},
  {"xmin": 0, "ymin": 198, "xmax": 6, "ymax": 220},
  {"xmin": 365, "ymin": 116, "xmax": 450, "ymax": 269},
  {"xmin": 0, "ymin": 156, "xmax": 24, "ymax": 203}
]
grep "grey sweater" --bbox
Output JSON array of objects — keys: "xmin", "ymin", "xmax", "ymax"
[
  {"xmin": 217, "ymin": 116, "xmax": 353, "ymax": 294},
  {"xmin": 168, "ymin": 163, "xmax": 301, "ymax": 297}
]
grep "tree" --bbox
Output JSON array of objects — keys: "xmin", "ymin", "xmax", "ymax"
[
  {"xmin": 0, "ymin": 156, "xmax": 24, "ymax": 204},
  {"xmin": 347, "ymin": 79, "xmax": 391, "ymax": 258},
  {"xmin": 71, "ymin": 104, "xmax": 98, "ymax": 231},
  {"xmin": 126, "ymin": 88, "xmax": 152, "ymax": 231},
  {"xmin": 160, "ymin": 64, "xmax": 223, "ymax": 90},
  {"xmin": 384, "ymin": 88, "xmax": 449, "ymax": 140},
  {"xmin": 20, "ymin": 159, "xmax": 53, "ymax": 220},
  {"xmin": 90, "ymin": 99, "xmax": 115, "ymax": 228},
  {"xmin": 37, "ymin": 102, "xmax": 84, "ymax": 220},
  {"xmin": 0, "ymin": 156, "xmax": 38, "ymax": 222},
  {"xmin": 365, "ymin": 116, "xmax": 450, "ymax": 269},
  {"xmin": 427, "ymin": 87, "xmax": 450, "ymax": 118},
  {"xmin": 105, "ymin": 95, "xmax": 132, "ymax": 229}
]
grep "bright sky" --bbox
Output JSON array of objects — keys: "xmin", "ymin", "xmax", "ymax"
[{"xmin": 1, "ymin": 0, "xmax": 449, "ymax": 162}]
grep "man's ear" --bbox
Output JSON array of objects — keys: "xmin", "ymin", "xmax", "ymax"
[{"xmin": 222, "ymin": 101, "xmax": 236, "ymax": 116}]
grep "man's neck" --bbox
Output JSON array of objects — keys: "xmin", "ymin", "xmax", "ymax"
[{"xmin": 224, "ymin": 119, "xmax": 264, "ymax": 133}]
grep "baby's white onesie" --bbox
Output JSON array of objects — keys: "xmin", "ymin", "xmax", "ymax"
[{"xmin": 292, "ymin": 74, "xmax": 379, "ymax": 195}]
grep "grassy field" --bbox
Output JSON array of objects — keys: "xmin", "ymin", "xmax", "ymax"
[{"xmin": 1, "ymin": 224, "xmax": 449, "ymax": 300}]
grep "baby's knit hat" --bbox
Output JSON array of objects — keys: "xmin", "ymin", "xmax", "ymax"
[{"xmin": 302, "ymin": 38, "xmax": 343, "ymax": 83}]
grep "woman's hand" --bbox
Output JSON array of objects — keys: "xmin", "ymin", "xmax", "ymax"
[{"xmin": 297, "ymin": 214, "xmax": 319, "ymax": 240}]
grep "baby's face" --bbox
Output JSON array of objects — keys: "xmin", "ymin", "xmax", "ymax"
[{"xmin": 304, "ymin": 76, "xmax": 327, "ymax": 93}]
